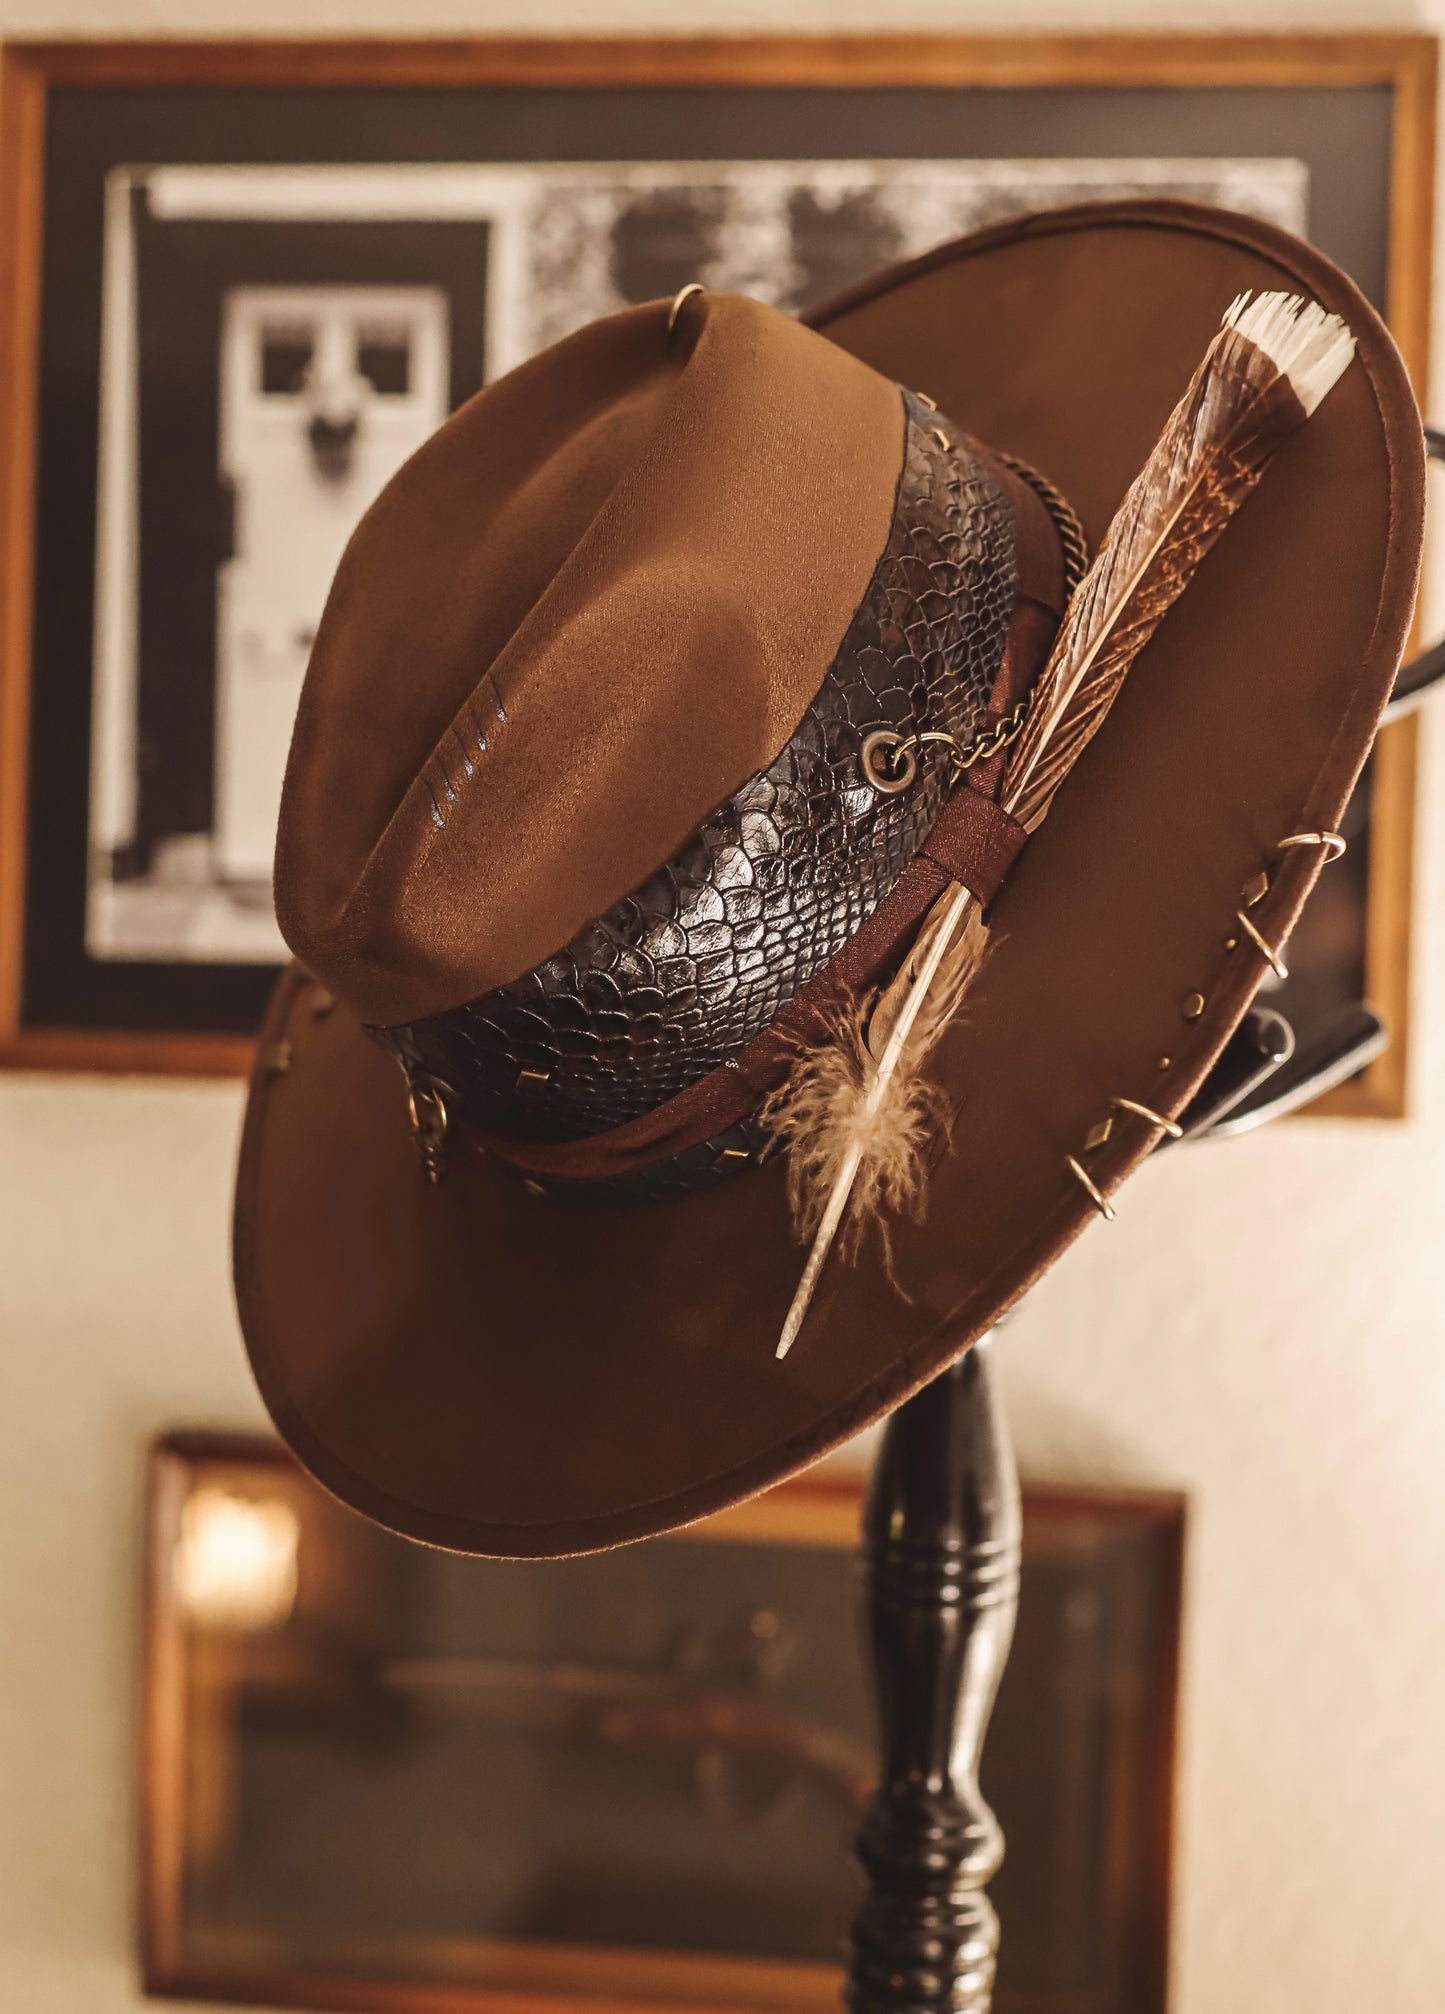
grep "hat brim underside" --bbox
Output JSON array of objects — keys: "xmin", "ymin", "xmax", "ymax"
[{"xmin": 235, "ymin": 199, "xmax": 1423, "ymax": 1558}]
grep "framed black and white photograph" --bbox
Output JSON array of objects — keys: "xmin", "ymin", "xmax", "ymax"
[
  {"xmin": 0, "ymin": 35, "xmax": 1432, "ymax": 1109},
  {"xmin": 88, "ymin": 150, "xmax": 1307, "ymax": 979}
]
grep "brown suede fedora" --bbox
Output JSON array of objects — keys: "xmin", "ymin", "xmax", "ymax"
[{"xmin": 235, "ymin": 198, "xmax": 1424, "ymax": 1558}]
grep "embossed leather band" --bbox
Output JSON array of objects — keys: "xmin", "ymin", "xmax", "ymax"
[
  {"xmin": 471, "ymin": 778, "xmax": 1032, "ymax": 1182},
  {"xmin": 377, "ymin": 405, "xmax": 1074, "ymax": 1192},
  {"xmin": 470, "ymin": 447, "xmax": 1067, "ymax": 1189}
]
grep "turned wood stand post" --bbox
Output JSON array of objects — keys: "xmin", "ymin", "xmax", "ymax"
[
  {"xmin": 847, "ymin": 1333, "xmax": 1021, "ymax": 2014},
  {"xmin": 834, "ymin": 1003, "xmax": 1384, "ymax": 2014}
]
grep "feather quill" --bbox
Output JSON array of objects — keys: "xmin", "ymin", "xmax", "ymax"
[{"xmin": 772, "ymin": 291, "xmax": 1356, "ymax": 1360}]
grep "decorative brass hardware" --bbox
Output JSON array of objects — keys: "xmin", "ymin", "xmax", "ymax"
[
  {"xmin": 1233, "ymin": 906, "xmax": 1289, "ymax": 980},
  {"xmin": 667, "ymin": 282, "xmax": 705, "ymax": 333},
  {"xmin": 1221, "ymin": 831, "xmax": 1339, "ymax": 982},
  {"xmin": 861, "ymin": 697, "xmax": 1030, "ymax": 796},
  {"xmin": 1065, "ymin": 1155, "xmax": 1116, "ymax": 1221},
  {"xmin": 406, "ymin": 1079, "xmax": 449, "ymax": 1186},
  {"xmin": 1112, "ymin": 1095, "xmax": 1183, "ymax": 1138},
  {"xmin": 1278, "ymin": 829, "xmax": 1346, "ymax": 861},
  {"xmin": 1084, "ymin": 1095, "xmax": 1182, "ymax": 1158}
]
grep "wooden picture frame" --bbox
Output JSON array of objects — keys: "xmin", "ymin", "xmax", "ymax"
[
  {"xmin": 0, "ymin": 33, "xmax": 1433, "ymax": 1112},
  {"xmin": 140, "ymin": 1429, "xmax": 1185, "ymax": 2014}
]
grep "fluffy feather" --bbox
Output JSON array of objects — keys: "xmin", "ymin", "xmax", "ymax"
[
  {"xmin": 769, "ymin": 290, "xmax": 1355, "ymax": 1361},
  {"xmin": 765, "ymin": 899, "xmax": 985, "ymax": 1353}
]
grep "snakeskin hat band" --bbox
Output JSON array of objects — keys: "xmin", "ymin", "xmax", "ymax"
[
  {"xmin": 237, "ymin": 200, "xmax": 1423, "ymax": 1557},
  {"xmin": 371, "ymin": 394, "xmax": 1084, "ymax": 1202},
  {"xmin": 279, "ymin": 287, "xmax": 1082, "ymax": 1201}
]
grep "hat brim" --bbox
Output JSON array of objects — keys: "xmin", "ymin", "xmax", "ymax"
[{"xmin": 235, "ymin": 199, "xmax": 1423, "ymax": 1557}]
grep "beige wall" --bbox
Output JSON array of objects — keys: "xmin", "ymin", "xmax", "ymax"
[{"xmin": 2, "ymin": 3, "xmax": 1444, "ymax": 2010}]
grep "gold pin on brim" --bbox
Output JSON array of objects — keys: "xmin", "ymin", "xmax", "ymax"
[
  {"xmin": 1112, "ymin": 1096, "xmax": 1183, "ymax": 1139},
  {"xmin": 1233, "ymin": 907, "xmax": 1289, "ymax": 980},
  {"xmin": 1066, "ymin": 1156, "xmax": 1116, "ymax": 1221}
]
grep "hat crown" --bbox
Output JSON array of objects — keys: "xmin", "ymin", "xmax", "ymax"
[
  {"xmin": 274, "ymin": 290, "xmax": 907, "ymax": 1027},
  {"xmin": 372, "ymin": 398, "xmax": 1030, "ymax": 1192}
]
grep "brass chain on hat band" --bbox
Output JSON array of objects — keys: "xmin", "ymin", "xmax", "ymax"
[
  {"xmin": 860, "ymin": 696, "xmax": 1030, "ymax": 796},
  {"xmin": 998, "ymin": 451, "xmax": 1091, "ymax": 594},
  {"xmin": 861, "ymin": 448, "xmax": 1088, "ymax": 798}
]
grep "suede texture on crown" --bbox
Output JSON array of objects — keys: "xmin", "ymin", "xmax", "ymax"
[{"xmin": 274, "ymin": 291, "xmax": 906, "ymax": 1028}]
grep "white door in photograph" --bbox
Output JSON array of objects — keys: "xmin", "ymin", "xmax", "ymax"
[{"xmin": 214, "ymin": 284, "xmax": 449, "ymax": 887}]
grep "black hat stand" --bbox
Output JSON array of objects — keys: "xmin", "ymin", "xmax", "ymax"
[
  {"xmin": 846, "ymin": 1334, "xmax": 1018, "ymax": 2014},
  {"xmin": 844, "ymin": 426, "xmax": 1445, "ymax": 2010},
  {"xmin": 842, "ymin": 974, "xmax": 1416, "ymax": 2012}
]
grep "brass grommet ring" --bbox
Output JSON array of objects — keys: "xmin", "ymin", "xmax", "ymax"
[
  {"xmin": 667, "ymin": 282, "xmax": 705, "ymax": 334},
  {"xmin": 1066, "ymin": 1155, "xmax": 1116, "ymax": 1222},
  {"xmin": 861, "ymin": 730, "xmax": 919, "ymax": 795},
  {"xmin": 1278, "ymin": 829, "xmax": 1347, "ymax": 862},
  {"xmin": 1234, "ymin": 908, "xmax": 1289, "ymax": 980}
]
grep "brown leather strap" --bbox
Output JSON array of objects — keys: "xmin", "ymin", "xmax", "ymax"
[
  {"xmin": 479, "ymin": 454, "xmax": 1061, "ymax": 1183},
  {"xmin": 920, "ymin": 790, "xmax": 1028, "ymax": 905}
]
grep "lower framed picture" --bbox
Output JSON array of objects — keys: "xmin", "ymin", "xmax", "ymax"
[{"xmin": 141, "ymin": 1431, "xmax": 1185, "ymax": 2014}]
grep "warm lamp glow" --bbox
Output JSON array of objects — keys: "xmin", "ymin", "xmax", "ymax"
[{"xmin": 172, "ymin": 1487, "xmax": 300, "ymax": 1630}]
